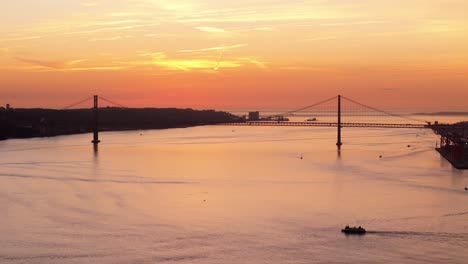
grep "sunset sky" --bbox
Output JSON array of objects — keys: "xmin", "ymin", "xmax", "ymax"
[{"xmin": 1, "ymin": 0, "xmax": 467, "ymax": 110}]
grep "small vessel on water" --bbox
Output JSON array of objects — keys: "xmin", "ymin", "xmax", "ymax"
[
  {"xmin": 306, "ymin": 118, "xmax": 317, "ymax": 122},
  {"xmin": 341, "ymin": 225, "xmax": 366, "ymax": 234}
]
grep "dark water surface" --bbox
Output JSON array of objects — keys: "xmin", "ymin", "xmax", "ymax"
[{"xmin": 1, "ymin": 125, "xmax": 467, "ymax": 263}]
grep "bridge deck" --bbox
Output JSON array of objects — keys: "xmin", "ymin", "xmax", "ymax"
[{"xmin": 219, "ymin": 121, "xmax": 428, "ymax": 129}]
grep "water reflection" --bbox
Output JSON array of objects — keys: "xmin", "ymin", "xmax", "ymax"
[
  {"xmin": 92, "ymin": 143, "xmax": 100, "ymax": 176},
  {"xmin": 0, "ymin": 126, "xmax": 467, "ymax": 264},
  {"xmin": 93, "ymin": 143, "xmax": 99, "ymax": 158}
]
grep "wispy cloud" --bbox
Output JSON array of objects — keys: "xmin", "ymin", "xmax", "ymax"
[
  {"xmin": 14, "ymin": 57, "xmax": 66, "ymax": 69},
  {"xmin": 145, "ymin": 33, "xmax": 159, "ymax": 37},
  {"xmin": 179, "ymin": 44, "xmax": 247, "ymax": 53},
  {"xmin": 152, "ymin": 59, "xmax": 241, "ymax": 71},
  {"xmin": 299, "ymin": 36, "xmax": 339, "ymax": 42},
  {"xmin": 138, "ymin": 52, "xmax": 167, "ymax": 59},
  {"xmin": 108, "ymin": 12, "xmax": 147, "ymax": 17},
  {"xmin": 82, "ymin": 1, "xmax": 99, "ymax": 7},
  {"xmin": 91, "ymin": 19, "xmax": 139, "ymax": 26},
  {"xmin": 68, "ymin": 25, "xmax": 138, "ymax": 34},
  {"xmin": 134, "ymin": 51, "xmax": 265, "ymax": 72},
  {"xmin": 0, "ymin": 36, "xmax": 42, "ymax": 43},
  {"xmin": 195, "ymin": 26, "xmax": 227, "ymax": 33},
  {"xmin": 150, "ymin": 0, "xmax": 199, "ymax": 12},
  {"xmin": 13, "ymin": 56, "xmax": 124, "ymax": 72},
  {"xmin": 65, "ymin": 66, "xmax": 126, "ymax": 71},
  {"xmin": 319, "ymin": 20, "xmax": 387, "ymax": 27},
  {"xmin": 88, "ymin": 35, "xmax": 134, "ymax": 41}
]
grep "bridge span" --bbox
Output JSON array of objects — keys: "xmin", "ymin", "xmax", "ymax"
[
  {"xmin": 219, "ymin": 121, "xmax": 428, "ymax": 129},
  {"xmin": 60, "ymin": 94, "xmax": 466, "ymax": 169}
]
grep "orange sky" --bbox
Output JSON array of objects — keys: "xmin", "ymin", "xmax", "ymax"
[{"xmin": 1, "ymin": 0, "xmax": 467, "ymax": 110}]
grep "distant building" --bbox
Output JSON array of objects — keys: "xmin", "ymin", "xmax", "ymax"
[
  {"xmin": 248, "ymin": 111, "xmax": 260, "ymax": 121},
  {"xmin": 6, "ymin": 104, "xmax": 10, "ymax": 110}
]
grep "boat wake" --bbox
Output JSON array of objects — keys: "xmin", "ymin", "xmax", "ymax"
[
  {"xmin": 366, "ymin": 230, "xmax": 468, "ymax": 240},
  {"xmin": 0, "ymin": 173, "xmax": 193, "ymax": 185}
]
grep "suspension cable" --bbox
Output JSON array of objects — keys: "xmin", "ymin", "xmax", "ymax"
[
  {"xmin": 265, "ymin": 95, "xmax": 338, "ymax": 118},
  {"xmin": 99, "ymin": 96, "xmax": 128, "ymax": 108},
  {"xmin": 341, "ymin": 95, "xmax": 428, "ymax": 123},
  {"xmin": 61, "ymin": 96, "xmax": 93, "ymax": 110}
]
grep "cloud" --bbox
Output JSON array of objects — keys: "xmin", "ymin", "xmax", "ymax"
[
  {"xmin": 138, "ymin": 52, "xmax": 167, "ymax": 59},
  {"xmin": 244, "ymin": 58, "xmax": 266, "ymax": 69},
  {"xmin": 68, "ymin": 25, "xmax": 138, "ymax": 34},
  {"xmin": 152, "ymin": 59, "xmax": 241, "ymax": 71},
  {"xmin": 149, "ymin": 0, "xmax": 199, "ymax": 12},
  {"xmin": 299, "ymin": 36, "xmax": 338, "ymax": 42},
  {"xmin": 0, "ymin": 36, "xmax": 42, "ymax": 43},
  {"xmin": 82, "ymin": 1, "xmax": 99, "ymax": 7},
  {"xmin": 179, "ymin": 44, "xmax": 247, "ymax": 53},
  {"xmin": 13, "ymin": 57, "xmax": 124, "ymax": 71},
  {"xmin": 177, "ymin": 3, "xmax": 353, "ymax": 23},
  {"xmin": 145, "ymin": 33, "xmax": 159, "ymax": 37},
  {"xmin": 14, "ymin": 57, "xmax": 66, "ymax": 69},
  {"xmin": 91, "ymin": 19, "xmax": 139, "ymax": 26},
  {"xmin": 134, "ymin": 51, "xmax": 265, "ymax": 72},
  {"xmin": 65, "ymin": 66, "xmax": 127, "ymax": 71},
  {"xmin": 108, "ymin": 12, "xmax": 147, "ymax": 17},
  {"xmin": 319, "ymin": 20, "xmax": 387, "ymax": 27},
  {"xmin": 88, "ymin": 35, "xmax": 134, "ymax": 41},
  {"xmin": 195, "ymin": 26, "xmax": 226, "ymax": 33}
]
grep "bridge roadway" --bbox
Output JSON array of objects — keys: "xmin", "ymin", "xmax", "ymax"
[{"xmin": 219, "ymin": 121, "xmax": 428, "ymax": 129}]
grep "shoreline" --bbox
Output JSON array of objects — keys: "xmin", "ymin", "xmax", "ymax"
[
  {"xmin": 0, "ymin": 124, "xmax": 205, "ymax": 142},
  {"xmin": 0, "ymin": 107, "xmax": 241, "ymax": 141}
]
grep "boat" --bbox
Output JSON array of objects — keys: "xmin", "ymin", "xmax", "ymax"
[
  {"xmin": 341, "ymin": 225, "xmax": 366, "ymax": 234},
  {"xmin": 306, "ymin": 118, "xmax": 317, "ymax": 122}
]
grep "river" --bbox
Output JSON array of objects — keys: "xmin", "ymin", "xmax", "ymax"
[{"xmin": 1, "ymin": 123, "xmax": 467, "ymax": 263}]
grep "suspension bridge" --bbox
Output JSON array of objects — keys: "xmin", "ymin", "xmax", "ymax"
[
  {"xmin": 61, "ymin": 95, "xmax": 127, "ymax": 145},
  {"xmin": 58, "ymin": 94, "xmax": 467, "ymax": 168},
  {"xmin": 219, "ymin": 95, "xmax": 438, "ymax": 149},
  {"xmin": 60, "ymin": 94, "xmax": 456, "ymax": 147},
  {"xmin": 35, "ymin": 93, "xmax": 468, "ymax": 168}
]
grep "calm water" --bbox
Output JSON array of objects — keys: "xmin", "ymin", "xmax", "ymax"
[{"xmin": 1, "ymin": 124, "xmax": 467, "ymax": 263}]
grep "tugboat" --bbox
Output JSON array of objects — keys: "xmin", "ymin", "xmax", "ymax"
[{"xmin": 341, "ymin": 225, "xmax": 366, "ymax": 234}]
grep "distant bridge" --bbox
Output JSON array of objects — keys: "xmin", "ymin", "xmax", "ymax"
[
  {"xmin": 220, "ymin": 121, "xmax": 428, "ymax": 129},
  {"xmin": 62, "ymin": 94, "xmax": 461, "ymax": 150},
  {"xmin": 216, "ymin": 95, "xmax": 438, "ymax": 148}
]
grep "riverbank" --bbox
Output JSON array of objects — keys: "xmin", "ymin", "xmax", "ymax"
[
  {"xmin": 436, "ymin": 147, "xmax": 468, "ymax": 169},
  {"xmin": 0, "ymin": 107, "xmax": 240, "ymax": 140}
]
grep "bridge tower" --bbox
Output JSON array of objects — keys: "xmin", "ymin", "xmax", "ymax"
[
  {"xmin": 92, "ymin": 95, "xmax": 100, "ymax": 145},
  {"xmin": 336, "ymin": 95, "xmax": 342, "ymax": 149}
]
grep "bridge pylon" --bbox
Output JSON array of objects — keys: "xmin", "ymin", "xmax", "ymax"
[
  {"xmin": 92, "ymin": 95, "xmax": 100, "ymax": 145},
  {"xmin": 336, "ymin": 94, "xmax": 342, "ymax": 149}
]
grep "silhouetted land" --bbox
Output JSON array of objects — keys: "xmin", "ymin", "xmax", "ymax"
[
  {"xmin": 0, "ymin": 107, "xmax": 240, "ymax": 140},
  {"xmin": 414, "ymin": 111, "xmax": 468, "ymax": 116},
  {"xmin": 433, "ymin": 121, "xmax": 468, "ymax": 169}
]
